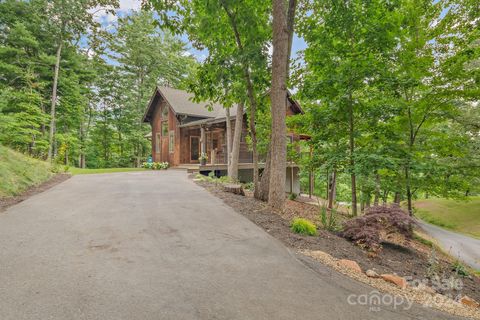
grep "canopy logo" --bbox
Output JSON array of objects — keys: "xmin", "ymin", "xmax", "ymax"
[{"xmin": 347, "ymin": 290, "xmax": 413, "ymax": 312}]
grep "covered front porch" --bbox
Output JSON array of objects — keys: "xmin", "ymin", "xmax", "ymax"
[{"xmin": 178, "ymin": 117, "xmax": 252, "ymax": 166}]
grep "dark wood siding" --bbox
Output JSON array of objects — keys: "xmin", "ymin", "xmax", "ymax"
[{"xmin": 150, "ymin": 99, "xmax": 180, "ymax": 166}]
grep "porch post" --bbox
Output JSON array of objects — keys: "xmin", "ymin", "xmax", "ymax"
[{"xmin": 200, "ymin": 126, "xmax": 206, "ymax": 156}]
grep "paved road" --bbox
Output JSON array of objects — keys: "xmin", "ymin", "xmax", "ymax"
[
  {"xmin": 417, "ymin": 220, "xmax": 480, "ymax": 270},
  {"xmin": 0, "ymin": 171, "xmax": 462, "ymax": 320}
]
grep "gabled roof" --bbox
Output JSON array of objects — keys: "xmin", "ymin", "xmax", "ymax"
[
  {"xmin": 142, "ymin": 86, "xmax": 224, "ymax": 122},
  {"xmin": 142, "ymin": 86, "xmax": 303, "ymax": 123}
]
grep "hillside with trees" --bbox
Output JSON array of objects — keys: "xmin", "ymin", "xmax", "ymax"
[{"xmin": 0, "ymin": 0, "xmax": 196, "ymax": 169}]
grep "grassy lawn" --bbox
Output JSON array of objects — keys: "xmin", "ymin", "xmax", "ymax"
[
  {"xmin": 415, "ymin": 197, "xmax": 480, "ymax": 239},
  {"xmin": 0, "ymin": 145, "xmax": 53, "ymax": 197},
  {"xmin": 69, "ymin": 167, "xmax": 147, "ymax": 175}
]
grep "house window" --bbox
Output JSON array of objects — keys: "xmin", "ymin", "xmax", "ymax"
[
  {"xmin": 155, "ymin": 133, "xmax": 161, "ymax": 154},
  {"xmin": 169, "ymin": 130, "xmax": 174, "ymax": 153},
  {"xmin": 162, "ymin": 105, "xmax": 169, "ymax": 118},
  {"xmin": 162, "ymin": 121, "xmax": 168, "ymax": 136}
]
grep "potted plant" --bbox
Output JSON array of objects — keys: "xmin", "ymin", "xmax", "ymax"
[{"xmin": 199, "ymin": 152, "xmax": 208, "ymax": 165}]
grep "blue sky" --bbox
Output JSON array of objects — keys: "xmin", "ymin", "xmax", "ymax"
[{"xmin": 97, "ymin": 0, "xmax": 307, "ymax": 62}]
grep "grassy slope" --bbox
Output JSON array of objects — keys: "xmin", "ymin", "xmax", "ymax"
[
  {"xmin": 415, "ymin": 197, "xmax": 480, "ymax": 239},
  {"xmin": 0, "ymin": 145, "xmax": 53, "ymax": 198},
  {"xmin": 69, "ymin": 167, "xmax": 147, "ymax": 175}
]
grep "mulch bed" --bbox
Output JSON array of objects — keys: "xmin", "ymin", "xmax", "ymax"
[
  {"xmin": 0, "ymin": 173, "xmax": 71, "ymax": 212},
  {"xmin": 196, "ymin": 180, "xmax": 480, "ymax": 302}
]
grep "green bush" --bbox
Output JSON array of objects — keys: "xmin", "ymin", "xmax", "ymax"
[
  {"xmin": 291, "ymin": 218, "xmax": 317, "ymax": 236},
  {"xmin": 452, "ymin": 260, "xmax": 469, "ymax": 277},
  {"xmin": 288, "ymin": 193, "xmax": 297, "ymax": 200},
  {"xmin": 243, "ymin": 182, "xmax": 254, "ymax": 190},
  {"xmin": 320, "ymin": 205, "xmax": 339, "ymax": 231}
]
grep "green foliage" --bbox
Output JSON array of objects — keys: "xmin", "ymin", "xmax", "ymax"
[
  {"xmin": 291, "ymin": 218, "xmax": 317, "ymax": 236},
  {"xmin": 296, "ymin": 0, "xmax": 480, "ymax": 212},
  {"xmin": 243, "ymin": 182, "xmax": 255, "ymax": 191},
  {"xmin": 0, "ymin": 2, "xmax": 195, "ymax": 169},
  {"xmin": 319, "ymin": 206, "xmax": 339, "ymax": 232},
  {"xmin": 0, "ymin": 145, "xmax": 53, "ymax": 197},
  {"xmin": 451, "ymin": 260, "xmax": 469, "ymax": 277},
  {"xmin": 288, "ymin": 193, "xmax": 297, "ymax": 200},
  {"xmin": 413, "ymin": 233, "xmax": 434, "ymax": 248}
]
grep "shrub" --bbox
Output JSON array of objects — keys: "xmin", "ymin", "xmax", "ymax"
[
  {"xmin": 452, "ymin": 260, "xmax": 469, "ymax": 277},
  {"xmin": 142, "ymin": 162, "xmax": 169, "ymax": 170},
  {"xmin": 243, "ymin": 182, "xmax": 254, "ymax": 191},
  {"xmin": 320, "ymin": 205, "xmax": 339, "ymax": 232},
  {"xmin": 288, "ymin": 192, "xmax": 297, "ymax": 200},
  {"xmin": 291, "ymin": 218, "xmax": 317, "ymax": 236},
  {"xmin": 341, "ymin": 205, "xmax": 416, "ymax": 252}
]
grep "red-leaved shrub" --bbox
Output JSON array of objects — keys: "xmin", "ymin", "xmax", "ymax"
[{"xmin": 341, "ymin": 205, "xmax": 416, "ymax": 252}]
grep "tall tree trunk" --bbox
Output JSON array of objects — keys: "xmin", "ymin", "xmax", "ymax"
[
  {"xmin": 382, "ymin": 190, "xmax": 389, "ymax": 205},
  {"xmin": 328, "ymin": 169, "xmax": 337, "ymax": 209},
  {"xmin": 326, "ymin": 168, "xmax": 330, "ymax": 201},
  {"xmin": 268, "ymin": 0, "xmax": 289, "ymax": 211},
  {"xmin": 225, "ymin": 107, "xmax": 232, "ymax": 176},
  {"xmin": 348, "ymin": 95, "xmax": 357, "ymax": 216},
  {"xmin": 257, "ymin": 148, "xmax": 271, "ymax": 200},
  {"xmin": 47, "ymin": 42, "xmax": 63, "ymax": 161},
  {"xmin": 394, "ymin": 191, "xmax": 401, "ymax": 204},
  {"xmin": 221, "ymin": 2, "xmax": 260, "ymax": 193},
  {"xmin": 405, "ymin": 166, "xmax": 413, "ymax": 215},
  {"xmin": 374, "ymin": 172, "xmax": 380, "ymax": 206},
  {"xmin": 229, "ymin": 102, "xmax": 244, "ymax": 180},
  {"xmin": 258, "ymin": 0, "xmax": 297, "ymax": 201}
]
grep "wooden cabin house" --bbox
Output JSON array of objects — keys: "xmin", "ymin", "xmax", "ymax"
[{"xmin": 142, "ymin": 86, "xmax": 308, "ymax": 193}]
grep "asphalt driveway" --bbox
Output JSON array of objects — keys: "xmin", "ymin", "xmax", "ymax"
[
  {"xmin": 0, "ymin": 171, "xmax": 463, "ymax": 319},
  {"xmin": 418, "ymin": 220, "xmax": 480, "ymax": 270}
]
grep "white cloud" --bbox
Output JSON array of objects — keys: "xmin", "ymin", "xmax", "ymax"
[
  {"xmin": 118, "ymin": 0, "xmax": 141, "ymax": 11},
  {"xmin": 90, "ymin": 0, "xmax": 141, "ymax": 26}
]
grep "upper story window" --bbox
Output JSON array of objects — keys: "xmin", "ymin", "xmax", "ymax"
[
  {"xmin": 162, "ymin": 121, "xmax": 168, "ymax": 136},
  {"xmin": 161, "ymin": 105, "xmax": 169, "ymax": 118}
]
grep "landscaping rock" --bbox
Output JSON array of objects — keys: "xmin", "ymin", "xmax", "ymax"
[
  {"xmin": 338, "ymin": 259, "xmax": 362, "ymax": 273},
  {"xmin": 413, "ymin": 283, "xmax": 436, "ymax": 295},
  {"xmin": 380, "ymin": 274, "xmax": 407, "ymax": 289},
  {"xmin": 459, "ymin": 295, "xmax": 480, "ymax": 308},
  {"xmin": 223, "ymin": 184, "xmax": 245, "ymax": 196},
  {"xmin": 365, "ymin": 269, "xmax": 379, "ymax": 278}
]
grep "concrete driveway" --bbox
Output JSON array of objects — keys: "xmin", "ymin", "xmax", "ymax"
[
  {"xmin": 417, "ymin": 220, "xmax": 480, "ymax": 270},
  {"xmin": 0, "ymin": 171, "xmax": 462, "ymax": 320}
]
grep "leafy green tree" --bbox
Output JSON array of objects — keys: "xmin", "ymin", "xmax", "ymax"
[
  {"xmin": 38, "ymin": 0, "xmax": 118, "ymax": 160},
  {"xmin": 146, "ymin": 0, "xmax": 271, "ymax": 192},
  {"xmin": 298, "ymin": 0, "xmax": 400, "ymax": 215}
]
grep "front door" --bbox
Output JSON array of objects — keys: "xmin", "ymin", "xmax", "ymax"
[{"xmin": 190, "ymin": 136, "xmax": 200, "ymax": 162}]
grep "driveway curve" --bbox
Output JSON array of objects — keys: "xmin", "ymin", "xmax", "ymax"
[
  {"xmin": 417, "ymin": 219, "xmax": 480, "ymax": 270},
  {"xmin": 0, "ymin": 171, "xmax": 463, "ymax": 319}
]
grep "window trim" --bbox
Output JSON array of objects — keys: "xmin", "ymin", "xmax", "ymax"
[
  {"xmin": 161, "ymin": 121, "xmax": 168, "ymax": 136},
  {"xmin": 169, "ymin": 130, "xmax": 175, "ymax": 153},
  {"xmin": 155, "ymin": 133, "xmax": 161, "ymax": 154}
]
